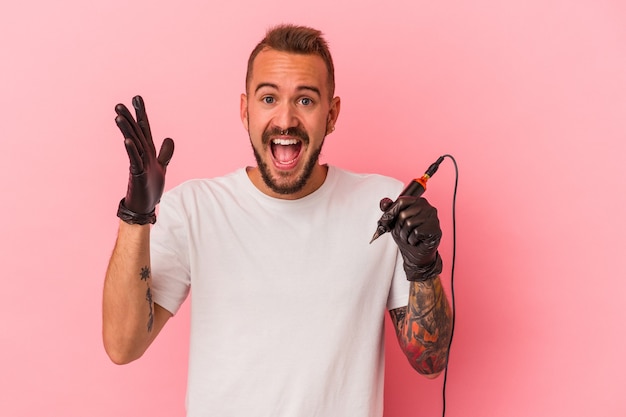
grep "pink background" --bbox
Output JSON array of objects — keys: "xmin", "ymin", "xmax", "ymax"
[{"xmin": 1, "ymin": 0, "xmax": 625, "ymax": 416}]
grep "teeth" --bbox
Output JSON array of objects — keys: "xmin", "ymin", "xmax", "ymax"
[{"xmin": 272, "ymin": 138, "xmax": 298, "ymax": 145}]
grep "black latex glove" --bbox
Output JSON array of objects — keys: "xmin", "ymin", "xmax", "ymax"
[
  {"xmin": 114, "ymin": 95, "xmax": 174, "ymax": 224},
  {"xmin": 379, "ymin": 196, "xmax": 443, "ymax": 281}
]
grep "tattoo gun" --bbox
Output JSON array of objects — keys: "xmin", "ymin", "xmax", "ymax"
[{"xmin": 369, "ymin": 156, "xmax": 445, "ymax": 244}]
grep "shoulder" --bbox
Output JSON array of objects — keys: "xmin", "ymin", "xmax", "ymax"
[
  {"xmin": 158, "ymin": 169, "xmax": 249, "ymax": 214},
  {"xmin": 163, "ymin": 169, "xmax": 246, "ymax": 199},
  {"xmin": 329, "ymin": 166, "xmax": 404, "ymax": 195}
]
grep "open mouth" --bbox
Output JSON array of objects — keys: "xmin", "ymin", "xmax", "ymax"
[{"xmin": 271, "ymin": 138, "xmax": 303, "ymax": 168}]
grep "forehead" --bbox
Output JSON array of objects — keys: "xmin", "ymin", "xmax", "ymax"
[{"xmin": 249, "ymin": 48, "xmax": 329, "ymax": 95}]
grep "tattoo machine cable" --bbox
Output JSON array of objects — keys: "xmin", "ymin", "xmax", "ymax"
[{"xmin": 369, "ymin": 156, "xmax": 445, "ymax": 244}]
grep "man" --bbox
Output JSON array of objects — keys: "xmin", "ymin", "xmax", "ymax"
[{"xmin": 103, "ymin": 24, "xmax": 452, "ymax": 416}]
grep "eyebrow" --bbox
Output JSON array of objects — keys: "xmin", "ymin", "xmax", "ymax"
[
  {"xmin": 254, "ymin": 83, "xmax": 321, "ymax": 98},
  {"xmin": 254, "ymin": 82, "xmax": 278, "ymax": 93}
]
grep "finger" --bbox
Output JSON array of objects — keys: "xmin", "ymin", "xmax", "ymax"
[
  {"xmin": 115, "ymin": 114, "xmax": 146, "ymax": 156},
  {"xmin": 132, "ymin": 96, "xmax": 156, "ymax": 156},
  {"xmin": 115, "ymin": 103, "xmax": 140, "ymax": 137},
  {"xmin": 401, "ymin": 205, "xmax": 441, "ymax": 246},
  {"xmin": 115, "ymin": 103, "xmax": 150, "ymax": 156},
  {"xmin": 393, "ymin": 197, "xmax": 430, "ymax": 242},
  {"xmin": 406, "ymin": 211, "xmax": 441, "ymax": 246},
  {"xmin": 380, "ymin": 196, "xmax": 418, "ymax": 232},
  {"xmin": 124, "ymin": 138, "xmax": 144, "ymax": 175},
  {"xmin": 378, "ymin": 199, "xmax": 402, "ymax": 231},
  {"xmin": 157, "ymin": 138, "xmax": 175, "ymax": 167},
  {"xmin": 379, "ymin": 197, "xmax": 393, "ymax": 211}
]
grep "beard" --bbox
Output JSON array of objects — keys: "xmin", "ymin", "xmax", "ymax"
[{"xmin": 250, "ymin": 125, "xmax": 325, "ymax": 196}]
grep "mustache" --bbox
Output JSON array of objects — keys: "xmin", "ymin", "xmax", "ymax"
[{"xmin": 262, "ymin": 126, "xmax": 309, "ymax": 145}]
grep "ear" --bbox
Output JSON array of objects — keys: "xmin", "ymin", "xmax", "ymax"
[
  {"xmin": 326, "ymin": 96, "xmax": 341, "ymax": 135},
  {"xmin": 240, "ymin": 93, "xmax": 249, "ymax": 131}
]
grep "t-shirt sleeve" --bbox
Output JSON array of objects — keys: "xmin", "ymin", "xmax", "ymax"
[
  {"xmin": 377, "ymin": 177, "xmax": 410, "ymax": 310},
  {"xmin": 150, "ymin": 191, "xmax": 191, "ymax": 316},
  {"xmin": 386, "ymin": 237, "xmax": 411, "ymax": 310}
]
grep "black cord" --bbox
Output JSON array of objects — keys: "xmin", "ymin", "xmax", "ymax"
[{"xmin": 441, "ymin": 154, "xmax": 458, "ymax": 417}]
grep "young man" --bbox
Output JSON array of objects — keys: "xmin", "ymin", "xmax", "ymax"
[{"xmin": 103, "ymin": 24, "xmax": 452, "ymax": 417}]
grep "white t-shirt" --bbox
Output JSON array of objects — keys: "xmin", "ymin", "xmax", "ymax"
[{"xmin": 151, "ymin": 165, "xmax": 409, "ymax": 417}]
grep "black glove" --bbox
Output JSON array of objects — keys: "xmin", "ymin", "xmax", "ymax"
[
  {"xmin": 114, "ymin": 95, "xmax": 174, "ymax": 224},
  {"xmin": 379, "ymin": 196, "xmax": 443, "ymax": 281}
]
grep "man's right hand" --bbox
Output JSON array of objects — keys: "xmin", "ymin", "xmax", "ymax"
[{"xmin": 115, "ymin": 95, "xmax": 174, "ymax": 224}]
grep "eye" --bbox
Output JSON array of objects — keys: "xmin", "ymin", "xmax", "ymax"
[
  {"xmin": 299, "ymin": 97, "xmax": 313, "ymax": 106},
  {"xmin": 262, "ymin": 96, "xmax": 275, "ymax": 104}
]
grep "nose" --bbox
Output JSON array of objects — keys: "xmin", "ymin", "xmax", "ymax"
[{"xmin": 272, "ymin": 101, "xmax": 299, "ymax": 133}]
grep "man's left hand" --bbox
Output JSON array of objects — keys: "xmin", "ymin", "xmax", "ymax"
[{"xmin": 379, "ymin": 196, "xmax": 443, "ymax": 281}]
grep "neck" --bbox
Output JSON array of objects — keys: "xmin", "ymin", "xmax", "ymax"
[{"xmin": 246, "ymin": 164, "xmax": 328, "ymax": 200}]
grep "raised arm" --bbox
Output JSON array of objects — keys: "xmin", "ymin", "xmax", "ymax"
[
  {"xmin": 103, "ymin": 222, "xmax": 171, "ymax": 364},
  {"xmin": 380, "ymin": 196, "xmax": 452, "ymax": 376},
  {"xmin": 102, "ymin": 96, "xmax": 175, "ymax": 364}
]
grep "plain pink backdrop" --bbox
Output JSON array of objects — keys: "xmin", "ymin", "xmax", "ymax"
[{"xmin": 1, "ymin": 0, "xmax": 625, "ymax": 416}]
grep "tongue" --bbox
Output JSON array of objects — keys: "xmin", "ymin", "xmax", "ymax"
[{"xmin": 273, "ymin": 143, "xmax": 300, "ymax": 163}]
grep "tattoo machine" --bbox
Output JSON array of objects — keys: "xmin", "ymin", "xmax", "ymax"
[{"xmin": 369, "ymin": 156, "xmax": 445, "ymax": 244}]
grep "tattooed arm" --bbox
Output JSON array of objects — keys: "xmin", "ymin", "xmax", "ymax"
[
  {"xmin": 102, "ymin": 221, "xmax": 172, "ymax": 364},
  {"xmin": 389, "ymin": 276, "xmax": 452, "ymax": 377}
]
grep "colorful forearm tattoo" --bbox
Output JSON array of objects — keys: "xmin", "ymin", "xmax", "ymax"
[{"xmin": 389, "ymin": 278, "xmax": 452, "ymax": 375}]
